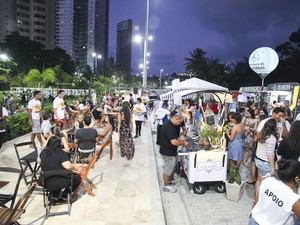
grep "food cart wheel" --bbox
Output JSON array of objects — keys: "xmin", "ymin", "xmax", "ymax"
[
  {"xmin": 193, "ymin": 182, "xmax": 206, "ymax": 194},
  {"xmin": 214, "ymin": 182, "xmax": 226, "ymax": 193}
]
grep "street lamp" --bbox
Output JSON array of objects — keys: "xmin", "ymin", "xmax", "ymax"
[
  {"xmin": 159, "ymin": 69, "xmax": 163, "ymax": 89},
  {"xmin": 92, "ymin": 52, "xmax": 102, "ymax": 74},
  {"xmin": 143, "ymin": 0, "xmax": 150, "ymax": 90}
]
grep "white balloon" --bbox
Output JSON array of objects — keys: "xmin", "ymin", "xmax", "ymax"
[{"xmin": 248, "ymin": 47, "xmax": 279, "ymax": 78}]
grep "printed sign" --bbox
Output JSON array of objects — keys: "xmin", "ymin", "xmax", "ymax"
[{"xmin": 248, "ymin": 47, "xmax": 279, "ymax": 77}]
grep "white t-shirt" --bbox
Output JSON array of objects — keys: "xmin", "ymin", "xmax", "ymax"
[
  {"xmin": 257, "ymin": 117, "xmax": 291, "ymax": 140},
  {"xmin": 252, "ymin": 177, "xmax": 299, "ymax": 225},
  {"xmin": 28, "ymin": 98, "xmax": 41, "ymax": 120},
  {"xmin": 133, "ymin": 103, "xmax": 146, "ymax": 121},
  {"xmin": 155, "ymin": 108, "xmax": 170, "ymax": 125},
  {"xmin": 41, "ymin": 120, "xmax": 51, "ymax": 136},
  {"xmin": 295, "ymin": 114, "xmax": 300, "ymax": 121},
  {"xmin": 53, "ymin": 97, "xmax": 65, "ymax": 120},
  {"xmin": 0, "ymin": 107, "xmax": 8, "ymax": 133},
  {"xmin": 141, "ymin": 96, "xmax": 149, "ymax": 104}
]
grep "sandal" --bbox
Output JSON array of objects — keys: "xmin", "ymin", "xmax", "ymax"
[{"xmin": 246, "ymin": 180, "xmax": 257, "ymax": 185}]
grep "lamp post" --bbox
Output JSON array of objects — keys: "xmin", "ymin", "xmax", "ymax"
[
  {"xmin": 159, "ymin": 69, "xmax": 163, "ymax": 89},
  {"xmin": 92, "ymin": 52, "xmax": 102, "ymax": 74},
  {"xmin": 89, "ymin": 52, "xmax": 102, "ymax": 96},
  {"xmin": 142, "ymin": 0, "xmax": 150, "ymax": 90}
]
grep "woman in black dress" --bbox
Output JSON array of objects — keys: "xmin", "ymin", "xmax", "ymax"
[{"xmin": 38, "ymin": 136, "xmax": 81, "ymax": 200}]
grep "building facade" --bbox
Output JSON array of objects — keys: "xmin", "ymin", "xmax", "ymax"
[
  {"xmin": 0, "ymin": 0, "xmax": 109, "ymax": 73},
  {"xmin": 72, "ymin": 0, "xmax": 109, "ymax": 73},
  {"xmin": 0, "ymin": 0, "xmax": 55, "ymax": 49},
  {"xmin": 116, "ymin": 19, "xmax": 132, "ymax": 77}
]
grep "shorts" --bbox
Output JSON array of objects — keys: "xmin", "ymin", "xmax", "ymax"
[
  {"xmin": 255, "ymin": 157, "xmax": 272, "ymax": 178},
  {"xmin": 161, "ymin": 154, "xmax": 176, "ymax": 176},
  {"xmin": 32, "ymin": 119, "xmax": 41, "ymax": 133}
]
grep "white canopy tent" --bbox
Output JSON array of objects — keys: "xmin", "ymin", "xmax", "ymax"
[
  {"xmin": 173, "ymin": 89, "xmax": 199, "ymax": 105},
  {"xmin": 178, "ymin": 77, "xmax": 228, "ymax": 92},
  {"xmin": 160, "ymin": 90, "xmax": 174, "ymax": 100}
]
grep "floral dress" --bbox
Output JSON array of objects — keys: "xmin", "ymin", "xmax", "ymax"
[
  {"xmin": 244, "ymin": 118, "xmax": 257, "ymax": 149},
  {"xmin": 119, "ymin": 120, "xmax": 135, "ymax": 160}
]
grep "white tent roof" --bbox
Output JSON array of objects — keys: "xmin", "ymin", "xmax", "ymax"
[
  {"xmin": 173, "ymin": 89, "xmax": 199, "ymax": 105},
  {"xmin": 160, "ymin": 90, "xmax": 174, "ymax": 100},
  {"xmin": 178, "ymin": 77, "xmax": 228, "ymax": 92}
]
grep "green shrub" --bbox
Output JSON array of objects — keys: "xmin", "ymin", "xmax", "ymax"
[{"xmin": 6, "ymin": 112, "xmax": 31, "ymax": 140}]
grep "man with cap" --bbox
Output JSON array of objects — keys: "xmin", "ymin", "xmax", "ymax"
[{"xmin": 155, "ymin": 102, "xmax": 170, "ymax": 145}]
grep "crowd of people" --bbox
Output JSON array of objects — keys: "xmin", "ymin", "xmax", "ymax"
[{"xmin": 1, "ymin": 87, "xmax": 300, "ymax": 223}]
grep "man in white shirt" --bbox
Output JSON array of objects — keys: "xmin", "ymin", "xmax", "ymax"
[
  {"xmin": 155, "ymin": 102, "xmax": 170, "ymax": 145},
  {"xmin": 52, "ymin": 90, "xmax": 66, "ymax": 129},
  {"xmin": 0, "ymin": 103, "xmax": 8, "ymax": 149},
  {"xmin": 257, "ymin": 107, "xmax": 290, "ymax": 139},
  {"xmin": 133, "ymin": 97, "xmax": 146, "ymax": 138},
  {"xmin": 28, "ymin": 90, "xmax": 43, "ymax": 147}
]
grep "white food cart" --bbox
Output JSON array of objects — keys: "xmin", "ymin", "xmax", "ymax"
[{"xmin": 179, "ymin": 145, "xmax": 227, "ymax": 194}]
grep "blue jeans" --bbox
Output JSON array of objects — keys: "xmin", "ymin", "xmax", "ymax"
[{"xmin": 255, "ymin": 158, "xmax": 272, "ymax": 177}]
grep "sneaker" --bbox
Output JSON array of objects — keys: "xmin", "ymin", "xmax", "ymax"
[
  {"xmin": 134, "ymin": 135, "xmax": 138, "ymax": 138},
  {"xmin": 163, "ymin": 185, "xmax": 177, "ymax": 193},
  {"xmin": 169, "ymin": 180, "xmax": 181, "ymax": 186}
]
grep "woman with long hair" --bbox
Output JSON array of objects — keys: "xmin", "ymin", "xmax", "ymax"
[
  {"xmin": 277, "ymin": 120, "xmax": 300, "ymax": 161},
  {"xmin": 226, "ymin": 112, "xmax": 245, "ymax": 167},
  {"xmin": 254, "ymin": 118, "xmax": 278, "ymax": 193},
  {"xmin": 243, "ymin": 109, "xmax": 257, "ymax": 165},
  {"xmin": 38, "ymin": 136, "xmax": 81, "ymax": 201},
  {"xmin": 118, "ymin": 101, "xmax": 135, "ymax": 159},
  {"xmin": 249, "ymin": 159, "xmax": 300, "ymax": 225}
]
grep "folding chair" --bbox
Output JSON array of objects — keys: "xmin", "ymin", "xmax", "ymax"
[
  {"xmin": 14, "ymin": 142, "xmax": 40, "ymax": 186},
  {"xmin": 41, "ymin": 170, "xmax": 73, "ymax": 218},
  {"xmin": 0, "ymin": 167, "xmax": 22, "ymax": 208},
  {"xmin": 0, "ymin": 183, "xmax": 36, "ymax": 225},
  {"xmin": 74, "ymin": 150, "xmax": 99, "ymax": 196},
  {"xmin": 96, "ymin": 132, "xmax": 113, "ymax": 161}
]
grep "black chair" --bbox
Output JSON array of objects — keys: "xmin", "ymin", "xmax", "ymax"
[
  {"xmin": 41, "ymin": 170, "xmax": 73, "ymax": 218},
  {"xmin": 14, "ymin": 141, "xmax": 40, "ymax": 186},
  {"xmin": 0, "ymin": 167, "xmax": 23, "ymax": 208}
]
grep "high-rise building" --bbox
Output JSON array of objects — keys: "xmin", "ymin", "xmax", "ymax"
[
  {"xmin": 0, "ymin": 0, "xmax": 55, "ymax": 49},
  {"xmin": 55, "ymin": 0, "xmax": 74, "ymax": 56},
  {"xmin": 116, "ymin": 19, "xmax": 132, "ymax": 77},
  {"xmin": 0, "ymin": 0, "xmax": 109, "ymax": 73},
  {"xmin": 72, "ymin": 0, "xmax": 109, "ymax": 73}
]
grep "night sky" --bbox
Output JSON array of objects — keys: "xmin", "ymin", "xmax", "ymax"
[{"xmin": 109, "ymin": 0, "xmax": 300, "ymax": 77}]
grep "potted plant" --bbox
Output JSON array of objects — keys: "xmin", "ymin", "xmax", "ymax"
[
  {"xmin": 199, "ymin": 125, "xmax": 222, "ymax": 150},
  {"xmin": 225, "ymin": 164, "xmax": 245, "ymax": 202}
]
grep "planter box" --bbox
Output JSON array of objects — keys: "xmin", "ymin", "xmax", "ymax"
[{"xmin": 225, "ymin": 181, "xmax": 245, "ymax": 202}]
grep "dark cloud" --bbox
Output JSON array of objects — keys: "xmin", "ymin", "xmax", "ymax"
[{"xmin": 110, "ymin": 0, "xmax": 300, "ymax": 75}]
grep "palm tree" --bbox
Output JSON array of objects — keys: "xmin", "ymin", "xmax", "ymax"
[
  {"xmin": 184, "ymin": 48, "xmax": 208, "ymax": 79},
  {"xmin": 23, "ymin": 68, "xmax": 55, "ymax": 88}
]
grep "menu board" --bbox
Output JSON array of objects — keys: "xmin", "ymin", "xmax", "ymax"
[{"xmin": 206, "ymin": 114, "xmax": 215, "ymax": 126}]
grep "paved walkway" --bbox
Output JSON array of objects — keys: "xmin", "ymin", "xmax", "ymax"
[
  {"xmin": 0, "ymin": 114, "xmax": 255, "ymax": 225},
  {"xmin": 0, "ymin": 122, "xmax": 166, "ymax": 225}
]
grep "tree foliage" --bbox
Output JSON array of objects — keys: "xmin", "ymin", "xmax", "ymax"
[
  {"xmin": 24, "ymin": 68, "xmax": 55, "ymax": 88},
  {"xmin": 184, "ymin": 27, "xmax": 300, "ymax": 90},
  {"xmin": 0, "ymin": 32, "xmax": 76, "ymax": 75}
]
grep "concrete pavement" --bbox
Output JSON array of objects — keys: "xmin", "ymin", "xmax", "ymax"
[
  {"xmin": 0, "ymin": 122, "xmax": 166, "ymax": 225},
  {"xmin": 0, "ymin": 113, "xmax": 255, "ymax": 225}
]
